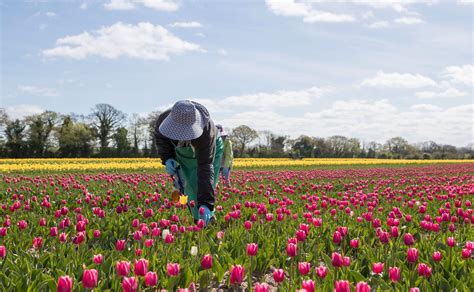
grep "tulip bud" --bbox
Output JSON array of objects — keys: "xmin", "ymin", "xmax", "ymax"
[
  {"xmin": 82, "ymin": 269, "xmax": 98, "ymax": 289},
  {"xmin": 287, "ymin": 243, "xmax": 297, "ymax": 257},
  {"xmin": 316, "ymin": 265, "xmax": 328, "ymax": 278},
  {"xmin": 389, "ymin": 267, "xmax": 400, "ymax": 283},
  {"xmin": 167, "ymin": 263, "xmax": 180, "ymax": 277},
  {"xmin": 57, "ymin": 275, "xmax": 73, "ymax": 292},
  {"xmin": 201, "ymin": 254, "xmax": 212, "ymax": 270},
  {"xmin": 372, "ymin": 262, "xmax": 384, "ymax": 274},
  {"xmin": 230, "ymin": 265, "xmax": 244, "ymax": 284},
  {"xmin": 298, "ymin": 262, "xmax": 311, "ymax": 276},
  {"xmin": 355, "ymin": 281, "xmax": 371, "ymax": 292},
  {"xmin": 334, "ymin": 280, "xmax": 350, "ymax": 292},
  {"xmin": 247, "ymin": 243, "xmax": 258, "ymax": 257},
  {"xmin": 93, "ymin": 254, "xmax": 103, "ymax": 265},
  {"xmin": 273, "ymin": 268, "xmax": 285, "ymax": 283},
  {"xmin": 433, "ymin": 251, "xmax": 442, "ymax": 262},
  {"xmin": 134, "ymin": 259, "xmax": 148, "ymax": 276},
  {"xmin": 122, "ymin": 276, "xmax": 138, "ymax": 292},
  {"xmin": 144, "ymin": 272, "xmax": 158, "ymax": 287},
  {"xmin": 302, "ymin": 279, "xmax": 315, "ymax": 292},
  {"xmin": 116, "ymin": 261, "xmax": 131, "ymax": 277},
  {"xmin": 190, "ymin": 246, "xmax": 198, "ymax": 256}
]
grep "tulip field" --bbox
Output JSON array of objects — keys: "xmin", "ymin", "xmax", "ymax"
[{"xmin": 0, "ymin": 159, "xmax": 473, "ymax": 291}]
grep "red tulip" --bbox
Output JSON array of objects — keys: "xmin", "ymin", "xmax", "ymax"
[
  {"xmin": 50, "ymin": 227, "xmax": 58, "ymax": 237},
  {"xmin": 247, "ymin": 243, "xmax": 258, "ymax": 256},
  {"xmin": 350, "ymin": 239, "xmax": 359, "ymax": 249},
  {"xmin": 116, "ymin": 261, "xmax": 131, "ymax": 277},
  {"xmin": 273, "ymin": 268, "xmax": 285, "ymax": 283},
  {"xmin": 244, "ymin": 221, "xmax": 252, "ymax": 230},
  {"xmin": 334, "ymin": 280, "xmax": 350, "ymax": 292},
  {"xmin": 57, "ymin": 275, "xmax": 73, "ymax": 292},
  {"xmin": 122, "ymin": 276, "xmax": 138, "ymax": 292},
  {"xmin": 389, "ymin": 267, "xmax": 400, "ymax": 282},
  {"xmin": 230, "ymin": 265, "xmax": 245, "ymax": 285},
  {"xmin": 82, "ymin": 269, "xmax": 98, "ymax": 289},
  {"xmin": 433, "ymin": 251, "xmax": 442, "ymax": 262},
  {"xmin": 18, "ymin": 220, "xmax": 27, "ymax": 230},
  {"xmin": 417, "ymin": 263, "xmax": 432, "ymax": 277},
  {"xmin": 33, "ymin": 237, "xmax": 43, "ymax": 249},
  {"xmin": 287, "ymin": 243, "xmax": 297, "ymax": 257},
  {"xmin": 201, "ymin": 254, "xmax": 212, "ymax": 270},
  {"xmin": 356, "ymin": 281, "xmax": 370, "ymax": 292},
  {"xmin": 302, "ymin": 279, "xmax": 315, "ymax": 292},
  {"xmin": 316, "ymin": 265, "xmax": 328, "ymax": 278},
  {"xmin": 145, "ymin": 239, "xmax": 154, "ymax": 247},
  {"xmin": 116, "ymin": 240, "xmax": 126, "ymax": 251},
  {"xmin": 296, "ymin": 230, "xmax": 307, "ymax": 242},
  {"xmin": 255, "ymin": 283, "xmax": 270, "ymax": 292},
  {"xmin": 144, "ymin": 272, "xmax": 158, "ymax": 287},
  {"xmin": 93, "ymin": 254, "xmax": 103, "ymax": 265},
  {"xmin": 165, "ymin": 233, "xmax": 175, "ymax": 244},
  {"xmin": 407, "ymin": 248, "xmax": 418, "ymax": 264},
  {"xmin": 0, "ymin": 227, "xmax": 7, "ymax": 236},
  {"xmin": 167, "ymin": 263, "xmax": 180, "ymax": 277},
  {"xmin": 343, "ymin": 256, "xmax": 351, "ymax": 267},
  {"xmin": 93, "ymin": 230, "xmax": 101, "ymax": 238},
  {"xmin": 0, "ymin": 245, "xmax": 6, "ymax": 258},
  {"xmin": 333, "ymin": 231, "xmax": 342, "ymax": 245},
  {"xmin": 331, "ymin": 252, "xmax": 343, "ymax": 268},
  {"xmin": 447, "ymin": 237, "xmax": 455, "ymax": 247},
  {"xmin": 462, "ymin": 248, "xmax": 472, "ymax": 259},
  {"xmin": 298, "ymin": 262, "xmax": 311, "ymax": 275},
  {"xmin": 372, "ymin": 262, "xmax": 384, "ymax": 274},
  {"xmin": 134, "ymin": 258, "xmax": 148, "ymax": 276}
]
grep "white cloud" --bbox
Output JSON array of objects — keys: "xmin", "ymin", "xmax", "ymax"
[
  {"xmin": 104, "ymin": 0, "xmax": 135, "ymax": 10},
  {"xmin": 42, "ymin": 22, "xmax": 202, "ymax": 61},
  {"xmin": 104, "ymin": 0, "xmax": 180, "ymax": 11},
  {"xmin": 415, "ymin": 87, "xmax": 467, "ymax": 98},
  {"xmin": 361, "ymin": 71, "xmax": 437, "ymax": 88},
  {"xmin": 217, "ymin": 49, "xmax": 228, "ymax": 56},
  {"xmin": 458, "ymin": 0, "xmax": 474, "ymax": 4},
  {"xmin": 394, "ymin": 17, "xmax": 424, "ymax": 24},
  {"xmin": 169, "ymin": 21, "xmax": 203, "ymax": 28},
  {"xmin": 368, "ymin": 21, "xmax": 390, "ymax": 29},
  {"xmin": 46, "ymin": 11, "xmax": 56, "ymax": 17},
  {"xmin": 221, "ymin": 100, "xmax": 473, "ymax": 146},
  {"xmin": 17, "ymin": 85, "xmax": 59, "ymax": 97},
  {"xmin": 443, "ymin": 65, "xmax": 474, "ymax": 86},
  {"xmin": 6, "ymin": 105, "xmax": 45, "ymax": 120},
  {"xmin": 265, "ymin": 0, "xmax": 355, "ymax": 23},
  {"xmin": 80, "ymin": 2, "xmax": 88, "ymax": 10}
]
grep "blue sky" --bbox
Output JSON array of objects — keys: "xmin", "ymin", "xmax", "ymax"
[{"xmin": 1, "ymin": 0, "xmax": 473, "ymax": 146}]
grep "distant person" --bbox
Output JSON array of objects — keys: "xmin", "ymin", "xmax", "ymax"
[
  {"xmin": 154, "ymin": 100, "xmax": 223, "ymax": 225},
  {"xmin": 216, "ymin": 124, "xmax": 233, "ymax": 186}
]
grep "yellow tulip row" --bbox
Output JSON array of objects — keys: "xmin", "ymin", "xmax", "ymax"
[{"xmin": 0, "ymin": 158, "xmax": 472, "ymax": 173}]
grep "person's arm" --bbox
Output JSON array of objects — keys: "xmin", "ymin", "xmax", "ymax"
[
  {"xmin": 193, "ymin": 121, "xmax": 217, "ymax": 210},
  {"xmin": 153, "ymin": 110, "xmax": 176, "ymax": 164}
]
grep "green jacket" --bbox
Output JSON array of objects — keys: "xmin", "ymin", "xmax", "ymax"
[{"xmin": 222, "ymin": 139, "xmax": 233, "ymax": 168}]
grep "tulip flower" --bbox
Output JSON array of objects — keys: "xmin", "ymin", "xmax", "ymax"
[
  {"xmin": 165, "ymin": 233, "xmax": 175, "ymax": 244},
  {"xmin": 57, "ymin": 275, "xmax": 73, "ymax": 292},
  {"xmin": 273, "ymin": 268, "xmax": 285, "ymax": 283},
  {"xmin": 343, "ymin": 256, "xmax": 351, "ymax": 267},
  {"xmin": 417, "ymin": 263, "xmax": 432, "ymax": 277},
  {"xmin": 116, "ymin": 261, "xmax": 131, "ymax": 277},
  {"xmin": 316, "ymin": 265, "xmax": 328, "ymax": 279},
  {"xmin": 247, "ymin": 243, "xmax": 258, "ymax": 256},
  {"xmin": 356, "ymin": 282, "xmax": 370, "ymax": 292},
  {"xmin": 255, "ymin": 283, "xmax": 270, "ymax": 292},
  {"xmin": 334, "ymin": 280, "xmax": 351, "ymax": 292},
  {"xmin": 447, "ymin": 237, "xmax": 455, "ymax": 247},
  {"xmin": 50, "ymin": 227, "xmax": 58, "ymax": 237},
  {"xmin": 287, "ymin": 243, "xmax": 297, "ymax": 257},
  {"xmin": 167, "ymin": 263, "xmax": 180, "ymax": 277},
  {"xmin": 201, "ymin": 254, "xmax": 212, "ymax": 270},
  {"xmin": 296, "ymin": 230, "xmax": 307, "ymax": 242},
  {"xmin": 407, "ymin": 248, "xmax": 419, "ymax": 264},
  {"xmin": 116, "ymin": 240, "xmax": 125, "ymax": 251},
  {"xmin": 244, "ymin": 221, "xmax": 252, "ymax": 230},
  {"xmin": 410, "ymin": 288, "xmax": 420, "ymax": 292},
  {"xmin": 333, "ymin": 231, "xmax": 342, "ymax": 245},
  {"xmin": 433, "ymin": 251, "xmax": 442, "ymax": 262},
  {"xmin": 372, "ymin": 262, "xmax": 384, "ymax": 274},
  {"xmin": 302, "ymin": 279, "xmax": 315, "ymax": 292},
  {"xmin": 462, "ymin": 248, "xmax": 471, "ymax": 259},
  {"xmin": 33, "ymin": 237, "xmax": 43, "ymax": 249},
  {"xmin": 216, "ymin": 231, "xmax": 225, "ymax": 240},
  {"xmin": 389, "ymin": 267, "xmax": 400, "ymax": 282},
  {"xmin": 134, "ymin": 259, "xmax": 148, "ymax": 276},
  {"xmin": 0, "ymin": 245, "xmax": 6, "ymax": 258},
  {"xmin": 230, "ymin": 265, "xmax": 244, "ymax": 285},
  {"xmin": 331, "ymin": 252, "xmax": 343, "ymax": 268},
  {"xmin": 122, "ymin": 277, "xmax": 138, "ymax": 292},
  {"xmin": 59, "ymin": 232, "xmax": 67, "ymax": 243},
  {"xmin": 93, "ymin": 254, "xmax": 103, "ymax": 265},
  {"xmin": 404, "ymin": 233, "xmax": 415, "ymax": 246},
  {"xmin": 298, "ymin": 262, "xmax": 311, "ymax": 275},
  {"xmin": 350, "ymin": 238, "xmax": 359, "ymax": 249},
  {"xmin": 0, "ymin": 227, "xmax": 7, "ymax": 237},
  {"xmin": 190, "ymin": 246, "xmax": 198, "ymax": 256},
  {"xmin": 82, "ymin": 269, "xmax": 98, "ymax": 289},
  {"xmin": 144, "ymin": 272, "xmax": 158, "ymax": 287}
]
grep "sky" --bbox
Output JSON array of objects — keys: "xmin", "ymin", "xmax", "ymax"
[{"xmin": 1, "ymin": 0, "xmax": 473, "ymax": 147}]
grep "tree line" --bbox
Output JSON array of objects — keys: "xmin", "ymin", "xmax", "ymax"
[{"xmin": 0, "ymin": 104, "xmax": 472, "ymax": 159}]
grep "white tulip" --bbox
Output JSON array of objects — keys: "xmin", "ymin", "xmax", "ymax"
[
  {"xmin": 162, "ymin": 229, "xmax": 170, "ymax": 240},
  {"xmin": 190, "ymin": 246, "xmax": 198, "ymax": 256}
]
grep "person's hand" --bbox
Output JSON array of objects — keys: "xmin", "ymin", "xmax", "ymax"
[{"xmin": 165, "ymin": 159, "xmax": 178, "ymax": 175}]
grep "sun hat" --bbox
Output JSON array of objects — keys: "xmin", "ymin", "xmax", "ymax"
[
  {"xmin": 159, "ymin": 100, "xmax": 205, "ymax": 140},
  {"xmin": 216, "ymin": 124, "xmax": 228, "ymax": 137}
]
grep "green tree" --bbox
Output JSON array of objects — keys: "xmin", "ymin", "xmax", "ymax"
[
  {"xmin": 57, "ymin": 116, "xmax": 95, "ymax": 157},
  {"xmin": 5, "ymin": 119, "xmax": 27, "ymax": 158},
  {"xmin": 90, "ymin": 104, "xmax": 126, "ymax": 155},
  {"xmin": 231, "ymin": 125, "xmax": 259, "ymax": 157},
  {"xmin": 113, "ymin": 127, "xmax": 131, "ymax": 156},
  {"xmin": 25, "ymin": 111, "xmax": 58, "ymax": 157}
]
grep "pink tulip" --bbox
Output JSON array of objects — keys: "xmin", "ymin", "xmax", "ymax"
[
  {"xmin": 18, "ymin": 220, "xmax": 27, "ymax": 230},
  {"xmin": 82, "ymin": 269, "xmax": 98, "ymax": 289},
  {"xmin": 333, "ymin": 231, "xmax": 342, "ymax": 245},
  {"xmin": 116, "ymin": 240, "xmax": 126, "ymax": 251},
  {"xmin": 433, "ymin": 251, "xmax": 442, "ymax": 262},
  {"xmin": 389, "ymin": 267, "xmax": 400, "ymax": 282},
  {"xmin": 93, "ymin": 254, "xmax": 103, "ymax": 265},
  {"xmin": 350, "ymin": 239, "xmax": 359, "ymax": 249},
  {"xmin": 462, "ymin": 248, "xmax": 472, "ymax": 259},
  {"xmin": 50, "ymin": 227, "xmax": 58, "ymax": 237},
  {"xmin": 298, "ymin": 262, "xmax": 311, "ymax": 275},
  {"xmin": 287, "ymin": 243, "xmax": 297, "ymax": 257},
  {"xmin": 247, "ymin": 243, "xmax": 258, "ymax": 256},
  {"xmin": 316, "ymin": 265, "xmax": 328, "ymax": 278},
  {"xmin": 302, "ymin": 279, "xmax": 315, "ymax": 292},
  {"xmin": 372, "ymin": 262, "xmax": 384, "ymax": 274},
  {"xmin": 122, "ymin": 276, "xmax": 138, "ymax": 292},
  {"xmin": 356, "ymin": 282, "xmax": 371, "ymax": 292},
  {"xmin": 417, "ymin": 263, "xmax": 432, "ymax": 277},
  {"xmin": 134, "ymin": 258, "xmax": 148, "ymax": 276},
  {"xmin": 407, "ymin": 248, "xmax": 418, "ymax": 264},
  {"xmin": 144, "ymin": 272, "xmax": 158, "ymax": 287},
  {"xmin": 93, "ymin": 230, "xmax": 101, "ymax": 238},
  {"xmin": 244, "ymin": 221, "xmax": 252, "ymax": 230},
  {"xmin": 255, "ymin": 283, "xmax": 270, "ymax": 292},
  {"xmin": 167, "ymin": 263, "xmax": 180, "ymax": 277},
  {"xmin": 404, "ymin": 233, "xmax": 414, "ymax": 246},
  {"xmin": 447, "ymin": 237, "xmax": 455, "ymax": 247},
  {"xmin": 0, "ymin": 245, "xmax": 5, "ymax": 258},
  {"xmin": 59, "ymin": 233, "xmax": 67, "ymax": 243},
  {"xmin": 57, "ymin": 275, "xmax": 73, "ymax": 292},
  {"xmin": 273, "ymin": 268, "xmax": 285, "ymax": 283},
  {"xmin": 334, "ymin": 280, "xmax": 350, "ymax": 292},
  {"xmin": 230, "ymin": 265, "xmax": 245, "ymax": 285},
  {"xmin": 33, "ymin": 237, "xmax": 43, "ymax": 249},
  {"xmin": 201, "ymin": 254, "xmax": 212, "ymax": 270},
  {"xmin": 116, "ymin": 261, "xmax": 131, "ymax": 277},
  {"xmin": 331, "ymin": 252, "xmax": 343, "ymax": 268}
]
